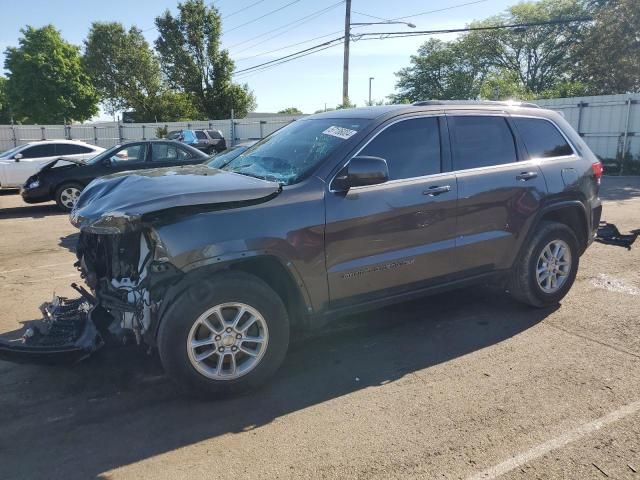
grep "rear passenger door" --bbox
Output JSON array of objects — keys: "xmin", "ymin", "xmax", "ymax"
[
  {"xmin": 325, "ymin": 115, "xmax": 459, "ymax": 306},
  {"xmin": 448, "ymin": 114, "xmax": 547, "ymax": 274}
]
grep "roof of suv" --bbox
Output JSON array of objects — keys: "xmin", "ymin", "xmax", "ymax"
[{"xmin": 310, "ymin": 101, "xmax": 550, "ymax": 120}]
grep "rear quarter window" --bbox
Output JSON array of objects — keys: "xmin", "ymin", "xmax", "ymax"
[{"xmin": 512, "ymin": 117, "xmax": 574, "ymax": 158}]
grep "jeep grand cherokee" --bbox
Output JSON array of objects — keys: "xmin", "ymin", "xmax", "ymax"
[{"xmin": 1, "ymin": 102, "xmax": 603, "ymax": 396}]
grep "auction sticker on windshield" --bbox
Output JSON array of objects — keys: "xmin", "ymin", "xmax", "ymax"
[{"xmin": 322, "ymin": 126, "xmax": 358, "ymax": 140}]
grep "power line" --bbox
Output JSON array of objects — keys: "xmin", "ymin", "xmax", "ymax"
[
  {"xmin": 351, "ymin": 17, "xmax": 593, "ymax": 40},
  {"xmin": 227, "ymin": 1, "xmax": 344, "ymax": 52},
  {"xmin": 233, "ymin": 36, "xmax": 344, "ymax": 75},
  {"xmin": 222, "ymin": 0, "xmax": 267, "ymax": 20},
  {"xmin": 234, "ymin": 42, "xmax": 343, "ymax": 80},
  {"xmin": 232, "ymin": 18, "xmax": 592, "ymax": 78},
  {"xmin": 223, "ymin": 0, "xmax": 303, "ymax": 35},
  {"xmin": 352, "ymin": 0, "xmax": 489, "ymax": 23},
  {"xmin": 235, "ymin": 29, "xmax": 344, "ymax": 62}
]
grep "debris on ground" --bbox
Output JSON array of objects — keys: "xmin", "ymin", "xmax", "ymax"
[{"xmin": 595, "ymin": 222, "xmax": 639, "ymax": 250}]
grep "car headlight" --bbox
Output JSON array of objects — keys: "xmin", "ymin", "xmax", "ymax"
[{"xmin": 27, "ymin": 179, "xmax": 40, "ymax": 189}]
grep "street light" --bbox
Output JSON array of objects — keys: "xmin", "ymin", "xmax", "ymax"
[{"xmin": 369, "ymin": 77, "xmax": 374, "ymax": 105}]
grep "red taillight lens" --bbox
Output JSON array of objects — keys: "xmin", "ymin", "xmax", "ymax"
[{"xmin": 592, "ymin": 161, "xmax": 603, "ymax": 180}]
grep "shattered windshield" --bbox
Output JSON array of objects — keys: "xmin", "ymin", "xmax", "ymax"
[{"xmin": 221, "ymin": 118, "xmax": 367, "ymax": 185}]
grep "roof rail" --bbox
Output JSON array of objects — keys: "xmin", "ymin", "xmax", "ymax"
[{"xmin": 412, "ymin": 100, "xmax": 541, "ymax": 108}]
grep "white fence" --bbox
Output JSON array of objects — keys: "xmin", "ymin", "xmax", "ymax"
[
  {"xmin": 0, "ymin": 115, "xmax": 304, "ymax": 151},
  {"xmin": 1, "ymin": 95, "xmax": 639, "ymax": 168},
  {"xmin": 534, "ymin": 94, "xmax": 640, "ymax": 166}
]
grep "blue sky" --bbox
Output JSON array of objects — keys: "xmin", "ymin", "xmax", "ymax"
[{"xmin": 0, "ymin": 0, "xmax": 514, "ymax": 117}]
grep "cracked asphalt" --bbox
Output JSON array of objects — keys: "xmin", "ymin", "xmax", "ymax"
[{"xmin": 0, "ymin": 177, "xmax": 639, "ymax": 480}]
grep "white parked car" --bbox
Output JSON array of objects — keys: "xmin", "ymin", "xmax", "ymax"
[{"xmin": 0, "ymin": 140, "xmax": 105, "ymax": 189}]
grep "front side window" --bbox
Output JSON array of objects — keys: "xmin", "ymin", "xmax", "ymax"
[
  {"xmin": 21, "ymin": 144, "xmax": 56, "ymax": 158},
  {"xmin": 450, "ymin": 116, "xmax": 517, "ymax": 170},
  {"xmin": 359, "ymin": 117, "xmax": 441, "ymax": 180},
  {"xmin": 221, "ymin": 118, "xmax": 368, "ymax": 184},
  {"xmin": 512, "ymin": 117, "xmax": 573, "ymax": 158},
  {"xmin": 111, "ymin": 144, "xmax": 146, "ymax": 163},
  {"xmin": 195, "ymin": 131, "xmax": 207, "ymax": 140}
]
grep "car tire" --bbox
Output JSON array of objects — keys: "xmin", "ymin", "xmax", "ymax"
[
  {"xmin": 157, "ymin": 271, "xmax": 290, "ymax": 397},
  {"xmin": 509, "ymin": 221, "xmax": 580, "ymax": 308},
  {"xmin": 55, "ymin": 182, "xmax": 84, "ymax": 212}
]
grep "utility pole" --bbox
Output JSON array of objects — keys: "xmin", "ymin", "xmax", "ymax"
[
  {"xmin": 369, "ymin": 77, "xmax": 374, "ymax": 105},
  {"xmin": 342, "ymin": 0, "xmax": 351, "ymax": 107}
]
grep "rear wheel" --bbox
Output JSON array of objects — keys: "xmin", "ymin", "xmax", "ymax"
[
  {"xmin": 509, "ymin": 221, "xmax": 579, "ymax": 307},
  {"xmin": 55, "ymin": 183, "xmax": 83, "ymax": 212},
  {"xmin": 158, "ymin": 272, "xmax": 290, "ymax": 396}
]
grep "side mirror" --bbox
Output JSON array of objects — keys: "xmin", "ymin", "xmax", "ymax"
[
  {"xmin": 102, "ymin": 157, "xmax": 113, "ymax": 167},
  {"xmin": 13, "ymin": 153, "xmax": 23, "ymax": 162},
  {"xmin": 333, "ymin": 156, "xmax": 389, "ymax": 191}
]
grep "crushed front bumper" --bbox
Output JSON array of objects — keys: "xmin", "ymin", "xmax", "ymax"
[{"xmin": 0, "ymin": 296, "xmax": 103, "ymax": 364}]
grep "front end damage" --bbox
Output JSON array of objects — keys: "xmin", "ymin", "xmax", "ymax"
[{"xmin": 0, "ymin": 228, "xmax": 182, "ymax": 363}]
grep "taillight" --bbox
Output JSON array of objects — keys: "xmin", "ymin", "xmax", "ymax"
[{"xmin": 592, "ymin": 161, "xmax": 603, "ymax": 183}]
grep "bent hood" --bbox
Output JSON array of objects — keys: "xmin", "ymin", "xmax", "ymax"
[{"xmin": 70, "ymin": 164, "xmax": 281, "ymax": 234}]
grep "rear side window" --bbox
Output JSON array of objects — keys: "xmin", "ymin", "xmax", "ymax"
[
  {"xmin": 450, "ymin": 116, "xmax": 517, "ymax": 170},
  {"xmin": 360, "ymin": 117, "xmax": 441, "ymax": 180},
  {"xmin": 56, "ymin": 144, "xmax": 94, "ymax": 155},
  {"xmin": 195, "ymin": 130, "xmax": 207, "ymax": 140},
  {"xmin": 21, "ymin": 144, "xmax": 56, "ymax": 158},
  {"xmin": 512, "ymin": 117, "xmax": 573, "ymax": 158},
  {"xmin": 207, "ymin": 130, "xmax": 223, "ymax": 139}
]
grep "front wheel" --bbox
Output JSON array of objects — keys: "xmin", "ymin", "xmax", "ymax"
[
  {"xmin": 158, "ymin": 272, "xmax": 290, "ymax": 396},
  {"xmin": 509, "ymin": 221, "xmax": 580, "ymax": 307},
  {"xmin": 55, "ymin": 182, "xmax": 83, "ymax": 212}
]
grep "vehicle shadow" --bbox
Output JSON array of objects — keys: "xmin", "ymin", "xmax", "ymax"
[
  {"xmin": 0, "ymin": 203, "xmax": 64, "ymax": 220},
  {"xmin": 58, "ymin": 232, "xmax": 79, "ymax": 253},
  {"xmin": 600, "ymin": 176, "xmax": 640, "ymax": 201},
  {"xmin": 0, "ymin": 286, "xmax": 557, "ymax": 480}
]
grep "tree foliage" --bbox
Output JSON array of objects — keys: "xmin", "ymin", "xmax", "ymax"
[
  {"xmin": 4, "ymin": 26, "xmax": 98, "ymax": 123},
  {"xmin": 0, "ymin": 77, "xmax": 11, "ymax": 123},
  {"xmin": 278, "ymin": 107, "xmax": 303, "ymax": 115},
  {"xmin": 84, "ymin": 22, "xmax": 195, "ymax": 122},
  {"xmin": 391, "ymin": 39, "xmax": 487, "ymax": 102},
  {"xmin": 390, "ymin": 0, "xmax": 621, "ymax": 102},
  {"xmin": 155, "ymin": 0, "xmax": 256, "ymax": 119},
  {"xmin": 576, "ymin": 0, "xmax": 640, "ymax": 94}
]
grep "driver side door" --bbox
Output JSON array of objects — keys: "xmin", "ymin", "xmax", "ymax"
[{"xmin": 324, "ymin": 115, "xmax": 459, "ymax": 307}]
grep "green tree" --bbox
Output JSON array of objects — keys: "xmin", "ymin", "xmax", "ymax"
[
  {"xmin": 463, "ymin": 0, "xmax": 589, "ymax": 95},
  {"xmin": 4, "ymin": 25, "xmax": 98, "ymax": 123},
  {"xmin": 278, "ymin": 107, "xmax": 303, "ymax": 115},
  {"xmin": 576, "ymin": 0, "xmax": 640, "ymax": 94},
  {"xmin": 0, "ymin": 77, "xmax": 11, "ymax": 123},
  {"xmin": 155, "ymin": 0, "xmax": 256, "ymax": 119},
  {"xmin": 479, "ymin": 70, "xmax": 532, "ymax": 100},
  {"xmin": 84, "ymin": 22, "xmax": 195, "ymax": 122},
  {"xmin": 390, "ymin": 39, "xmax": 488, "ymax": 102}
]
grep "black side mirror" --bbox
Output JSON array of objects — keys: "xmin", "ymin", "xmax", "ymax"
[
  {"xmin": 333, "ymin": 156, "xmax": 389, "ymax": 191},
  {"xmin": 102, "ymin": 157, "xmax": 112, "ymax": 167}
]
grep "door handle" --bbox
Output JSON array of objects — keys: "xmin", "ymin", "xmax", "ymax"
[
  {"xmin": 516, "ymin": 171, "xmax": 538, "ymax": 181},
  {"xmin": 423, "ymin": 185, "xmax": 451, "ymax": 196}
]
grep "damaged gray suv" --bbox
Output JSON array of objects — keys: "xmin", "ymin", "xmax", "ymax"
[{"xmin": 2, "ymin": 102, "xmax": 603, "ymax": 396}]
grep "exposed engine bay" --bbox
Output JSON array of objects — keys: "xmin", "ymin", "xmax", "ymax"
[{"xmin": 0, "ymin": 229, "xmax": 184, "ymax": 363}]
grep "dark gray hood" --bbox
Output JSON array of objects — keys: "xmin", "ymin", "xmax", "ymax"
[{"xmin": 70, "ymin": 165, "xmax": 281, "ymax": 234}]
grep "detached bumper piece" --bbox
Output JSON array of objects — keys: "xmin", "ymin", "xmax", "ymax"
[
  {"xmin": 0, "ymin": 296, "xmax": 103, "ymax": 364},
  {"xmin": 595, "ymin": 222, "xmax": 639, "ymax": 250}
]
